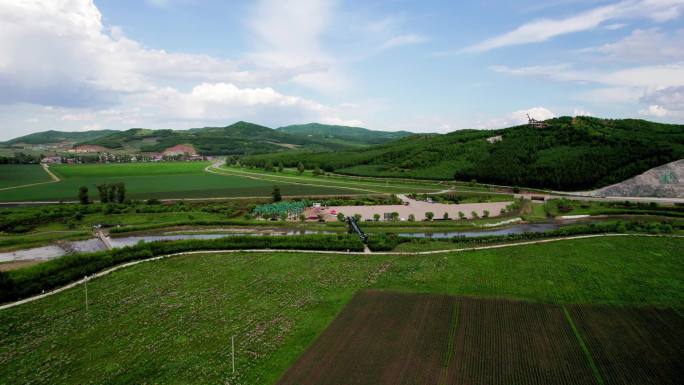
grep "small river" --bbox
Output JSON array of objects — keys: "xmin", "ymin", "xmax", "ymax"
[
  {"xmin": 397, "ymin": 222, "xmax": 559, "ymax": 238},
  {"xmin": 1, "ymin": 222, "xmax": 567, "ymax": 263}
]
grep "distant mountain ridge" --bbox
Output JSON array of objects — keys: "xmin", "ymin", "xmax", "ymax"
[
  {"xmin": 2, "ymin": 122, "xmax": 409, "ymax": 155},
  {"xmin": 277, "ymin": 123, "xmax": 413, "ymax": 145}
]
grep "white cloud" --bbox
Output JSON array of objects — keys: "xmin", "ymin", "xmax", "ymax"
[
  {"xmin": 510, "ymin": 107, "xmax": 556, "ymax": 124},
  {"xmin": 491, "ymin": 63, "xmax": 684, "ymax": 89},
  {"xmin": 579, "ymin": 87, "xmax": 644, "ymax": 103},
  {"xmin": 605, "ymin": 23, "xmax": 627, "ymax": 30},
  {"xmin": 0, "ymin": 0, "xmax": 364, "ymax": 136},
  {"xmin": 246, "ymin": 0, "xmax": 349, "ymax": 94},
  {"xmin": 639, "ymin": 104, "xmax": 684, "ymax": 118},
  {"xmin": 380, "ymin": 34, "xmax": 428, "ymax": 50},
  {"xmin": 572, "ymin": 108, "xmax": 594, "ymax": 116},
  {"xmin": 462, "ymin": 0, "xmax": 684, "ymax": 53},
  {"xmin": 584, "ymin": 28, "xmax": 684, "ymax": 63}
]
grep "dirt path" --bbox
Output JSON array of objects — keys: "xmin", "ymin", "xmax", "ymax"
[
  {"xmin": 42, "ymin": 163, "xmax": 60, "ymax": 182},
  {"xmin": 1, "ymin": 233, "xmax": 680, "ymax": 311}
]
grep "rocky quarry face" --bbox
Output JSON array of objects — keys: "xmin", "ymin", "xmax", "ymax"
[{"xmin": 591, "ymin": 159, "xmax": 683, "ymax": 198}]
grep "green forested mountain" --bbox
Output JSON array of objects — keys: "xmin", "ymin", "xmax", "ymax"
[
  {"xmin": 3, "ymin": 130, "xmax": 117, "ymax": 145},
  {"xmin": 277, "ymin": 123, "xmax": 413, "ymax": 145},
  {"xmin": 4, "ymin": 122, "xmax": 411, "ymax": 156},
  {"xmin": 241, "ymin": 117, "xmax": 684, "ymax": 190},
  {"xmin": 79, "ymin": 121, "xmax": 379, "ymax": 155}
]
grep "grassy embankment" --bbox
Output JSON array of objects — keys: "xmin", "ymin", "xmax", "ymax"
[{"xmin": 0, "ymin": 236, "xmax": 681, "ymax": 384}]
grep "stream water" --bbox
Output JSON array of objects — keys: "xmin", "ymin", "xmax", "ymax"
[{"xmin": 1, "ymin": 222, "xmax": 571, "ymax": 263}]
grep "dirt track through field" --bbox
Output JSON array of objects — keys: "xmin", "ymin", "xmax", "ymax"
[{"xmin": 0, "ymin": 164, "xmax": 61, "ymax": 192}]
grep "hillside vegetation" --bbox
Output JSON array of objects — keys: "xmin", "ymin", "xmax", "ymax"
[
  {"xmin": 2, "ymin": 122, "xmax": 411, "ymax": 156},
  {"xmin": 3, "ymin": 130, "xmax": 117, "ymax": 145},
  {"xmin": 277, "ymin": 123, "xmax": 413, "ymax": 145},
  {"xmin": 242, "ymin": 117, "xmax": 684, "ymax": 190}
]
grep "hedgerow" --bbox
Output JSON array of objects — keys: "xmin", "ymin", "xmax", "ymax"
[{"xmin": 0, "ymin": 234, "xmax": 363, "ymax": 303}]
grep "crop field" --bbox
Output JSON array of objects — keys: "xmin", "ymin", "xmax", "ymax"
[
  {"xmin": 0, "ymin": 164, "xmax": 52, "ymax": 189},
  {"xmin": 0, "ymin": 236, "xmax": 682, "ymax": 384},
  {"xmin": 280, "ymin": 292, "xmax": 682, "ymax": 385},
  {"xmin": 277, "ymin": 291, "xmax": 456, "ymax": 385},
  {"xmin": 0, "ymin": 162, "xmax": 362, "ymax": 202},
  {"xmin": 568, "ymin": 305, "xmax": 684, "ymax": 385}
]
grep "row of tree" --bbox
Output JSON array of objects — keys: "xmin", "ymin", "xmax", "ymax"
[{"xmin": 78, "ymin": 183, "xmax": 126, "ymax": 204}]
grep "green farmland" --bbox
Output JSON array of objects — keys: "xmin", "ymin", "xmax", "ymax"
[
  {"xmin": 0, "ymin": 162, "xmax": 365, "ymax": 202},
  {"xmin": 0, "ymin": 164, "xmax": 52, "ymax": 189},
  {"xmin": 0, "ymin": 236, "xmax": 681, "ymax": 384}
]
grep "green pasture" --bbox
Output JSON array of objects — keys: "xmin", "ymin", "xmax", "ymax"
[
  {"xmin": 0, "ymin": 162, "xmax": 362, "ymax": 202},
  {"xmin": 0, "ymin": 236, "xmax": 681, "ymax": 384},
  {"xmin": 0, "ymin": 164, "xmax": 52, "ymax": 189}
]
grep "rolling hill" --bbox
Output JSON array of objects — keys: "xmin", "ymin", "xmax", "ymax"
[
  {"xmin": 3, "ymin": 129, "xmax": 117, "ymax": 145},
  {"xmin": 277, "ymin": 123, "xmax": 413, "ymax": 145},
  {"xmin": 3, "ymin": 122, "xmax": 409, "ymax": 156},
  {"xmin": 241, "ymin": 117, "xmax": 684, "ymax": 191}
]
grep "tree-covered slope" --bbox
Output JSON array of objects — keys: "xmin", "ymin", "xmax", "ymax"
[
  {"xmin": 277, "ymin": 123, "xmax": 413, "ymax": 145},
  {"xmin": 241, "ymin": 117, "xmax": 684, "ymax": 190},
  {"xmin": 79, "ymin": 121, "xmax": 366, "ymax": 155},
  {"xmin": 3, "ymin": 130, "xmax": 117, "ymax": 145}
]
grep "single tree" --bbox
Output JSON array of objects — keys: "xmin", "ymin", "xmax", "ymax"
[
  {"xmin": 277, "ymin": 161, "xmax": 284, "ymax": 172},
  {"xmin": 390, "ymin": 212, "xmax": 399, "ymax": 221},
  {"xmin": 353, "ymin": 213, "xmax": 362, "ymax": 222},
  {"xmin": 458, "ymin": 211, "xmax": 465, "ymax": 219},
  {"xmin": 264, "ymin": 161, "xmax": 274, "ymax": 172},
  {"xmin": 408, "ymin": 214, "xmax": 415, "ymax": 222},
  {"xmin": 107, "ymin": 184, "xmax": 116, "ymax": 203},
  {"xmin": 471, "ymin": 211, "xmax": 479, "ymax": 219},
  {"xmin": 272, "ymin": 186, "xmax": 282, "ymax": 202},
  {"xmin": 443, "ymin": 212, "xmax": 450, "ymax": 220},
  {"xmin": 500, "ymin": 208, "xmax": 506, "ymax": 216},
  {"xmin": 483, "ymin": 210, "xmax": 490, "ymax": 218},
  {"xmin": 96, "ymin": 184, "xmax": 109, "ymax": 203},
  {"xmin": 299, "ymin": 213, "xmax": 306, "ymax": 222},
  {"xmin": 297, "ymin": 162, "xmax": 305, "ymax": 174},
  {"xmin": 425, "ymin": 211, "xmax": 434, "ymax": 221},
  {"xmin": 337, "ymin": 212, "xmax": 345, "ymax": 222},
  {"xmin": 78, "ymin": 186, "xmax": 89, "ymax": 205},
  {"xmin": 279, "ymin": 212, "xmax": 288, "ymax": 221},
  {"xmin": 115, "ymin": 182, "xmax": 126, "ymax": 204},
  {"xmin": 373, "ymin": 213, "xmax": 381, "ymax": 222},
  {"xmin": 313, "ymin": 166, "xmax": 323, "ymax": 176}
]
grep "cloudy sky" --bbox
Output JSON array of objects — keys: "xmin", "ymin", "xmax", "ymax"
[{"xmin": 1, "ymin": 0, "xmax": 683, "ymax": 140}]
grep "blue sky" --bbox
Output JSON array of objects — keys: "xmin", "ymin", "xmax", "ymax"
[{"xmin": 1, "ymin": 0, "xmax": 683, "ymax": 140}]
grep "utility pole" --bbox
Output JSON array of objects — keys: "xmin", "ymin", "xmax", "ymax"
[
  {"xmin": 231, "ymin": 336, "xmax": 235, "ymax": 374},
  {"xmin": 84, "ymin": 276, "xmax": 89, "ymax": 313}
]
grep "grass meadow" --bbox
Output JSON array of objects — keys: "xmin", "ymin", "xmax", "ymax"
[{"xmin": 0, "ymin": 236, "xmax": 681, "ymax": 384}]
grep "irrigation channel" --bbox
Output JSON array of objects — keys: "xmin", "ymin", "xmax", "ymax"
[{"xmin": 0, "ymin": 222, "xmax": 575, "ymax": 265}]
